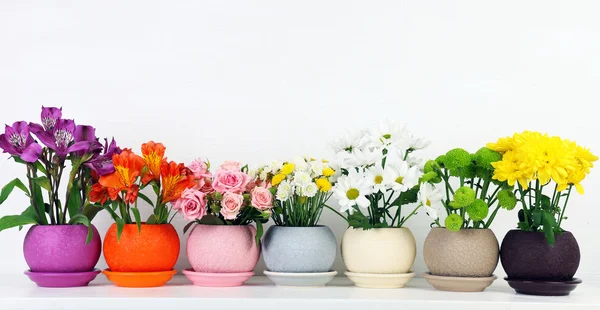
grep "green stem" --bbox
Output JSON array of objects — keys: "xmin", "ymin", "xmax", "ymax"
[
  {"xmin": 26, "ymin": 164, "xmax": 44, "ymax": 223},
  {"xmin": 557, "ymin": 186, "xmax": 572, "ymax": 228},
  {"xmin": 325, "ymin": 205, "xmax": 348, "ymax": 222}
]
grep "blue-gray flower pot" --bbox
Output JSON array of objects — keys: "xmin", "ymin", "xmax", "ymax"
[{"xmin": 262, "ymin": 225, "xmax": 337, "ymax": 273}]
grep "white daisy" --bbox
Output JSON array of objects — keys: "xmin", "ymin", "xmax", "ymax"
[
  {"xmin": 363, "ymin": 120, "xmax": 408, "ymax": 153},
  {"xmin": 276, "ymin": 180, "xmax": 293, "ymax": 201},
  {"xmin": 407, "ymin": 134, "xmax": 430, "ymax": 151},
  {"xmin": 292, "ymin": 156, "xmax": 309, "ymax": 172},
  {"xmin": 366, "ymin": 164, "xmax": 391, "ymax": 193},
  {"xmin": 385, "ymin": 161, "xmax": 421, "ymax": 192},
  {"xmin": 425, "ymin": 206, "xmax": 439, "ymax": 220},
  {"xmin": 333, "ymin": 170, "xmax": 372, "ymax": 213},
  {"xmin": 343, "ymin": 148, "xmax": 383, "ymax": 168},
  {"xmin": 406, "ymin": 155, "xmax": 426, "ymax": 170},
  {"xmin": 302, "ymin": 182, "xmax": 318, "ymax": 198},
  {"xmin": 418, "ymin": 183, "xmax": 444, "ymax": 209},
  {"xmin": 293, "ymin": 171, "xmax": 312, "ymax": 186},
  {"xmin": 309, "ymin": 160, "xmax": 325, "ymax": 178},
  {"xmin": 331, "ymin": 130, "xmax": 364, "ymax": 154}
]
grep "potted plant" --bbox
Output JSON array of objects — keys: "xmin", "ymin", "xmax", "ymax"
[
  {"xmin": 90, "ymin": 141, "xmax": 196, "ymax": 287},
  {"xmin": 175, "ymin": 160, "xmax": 272, "ymax": 287},
  {"xmin": 421, "ymin": 146, "xmax": 514, "ymax": 292},
  {"xmin": 330, "ymin": 121, "xmax": 434, "ymax": 289},
  {"xmin": 255, "ymin": 157, "xmax": 338, "ymax": 286},
  {"xmin": 0, "ymin": 106, "xmax": 119, "ymax": 287},
  {"xmin": 488, "ymin": 131, "xmax": 596, "ymax": 296}
]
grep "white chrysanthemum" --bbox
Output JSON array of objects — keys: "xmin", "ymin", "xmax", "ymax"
[
  {"xmin": 363, "ymin": 120, "xmax": 409, "ymax": 153},
  {"xmin": 276, "ymin": 180, "xmax": 293, "ymax": 201},
  {"xmin": 331, "ymin": 130, "xmax": 364, "ymax": 154},
  {"xmin": 259, "ymin": 170, "xmax": 269, "ymax": 180},
  {"xmin": 366, "ymin": 164, "xmax": 392, "ymax": 193},
  {"xmin": 418, "ymin": 183, "xmax": 444, "ymax": 209},
  {"xmin": 333, "ymin": 170, "xmax": 372, "ymax": 213},
  {"xmin": 385, "ymin": 161, "xmax": 421, "ymax": 192},
  {"xmin": 267, "ymin": 160, "xmax": 284, "ymax": 173},
  {"xmin": 328, "ymin": 162, "xmax": 343, "ymax": 183},
  {"xmin": 292, "ymin": 156, "xmax": 309, "ymax": 172},
  {"xmin": 309, "ymin": 160, "xmax": 325, "ymax": 178},
  {"xmin": 342, "ymin": 148, "xmax": 382, "ymax": 168},
  {"xmin": 247, "ymin": 167, "xmax": 258, "ymax": 179},
  {"xmin": 294, "ymin": 171, "xmax": 312, "ymax": 185},
  {"xmin": 303, "ymin": 182, "xmax": 318, "ymax": 198}
]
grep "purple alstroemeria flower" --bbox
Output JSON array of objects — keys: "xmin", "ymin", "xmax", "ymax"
[
  {"xmin": 85, "ymin": 138, "xmax": 121, "ymax": 176},
  {"xmin": 30, "ymin": 106, "xmax": 63, "ymax": 134},
  {"xmin": 34, "ymin": 119, "xmax": 92, "ymax": 158},
  {"xmin": 74, "ymin": 125, "xmax": 102, "ymax": 157},
  {"xmin": 0, "ymin": 121, "xmax": 42, "ymax": 162}
]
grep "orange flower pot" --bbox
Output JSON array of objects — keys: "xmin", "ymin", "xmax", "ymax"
[{"xmin": 103, "ymin": 223, "xmax": 180, "ymax": 272}]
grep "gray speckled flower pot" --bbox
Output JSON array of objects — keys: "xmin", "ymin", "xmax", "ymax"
[{"xmin": 262, "ymin": 226, "xmax": 337, "ymax": 273}]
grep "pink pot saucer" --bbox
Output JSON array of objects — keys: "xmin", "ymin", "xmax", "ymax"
[
  {"xmin": 182, "ymin": 268, "xmax": 254, "ymax": 287},
  {"xmin": 24, "ymin": 269, "xmax": 101, "ymax": 288}
]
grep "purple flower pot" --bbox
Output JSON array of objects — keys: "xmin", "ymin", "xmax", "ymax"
[{"xmin": 23, "ymin": 225, "xmax": 101, "ymax": 273}]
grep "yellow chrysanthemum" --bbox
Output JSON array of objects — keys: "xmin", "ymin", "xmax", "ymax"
[
  {"xmin": 322, "ymin": 167, "xmax": 335, "ymax": 177},
  {"xmin": 272, "ymin": 173, "xmax": 286, "ymax": 186},
  {"xmin": 315, "ymin": 178, "xmax": 332, "ymax": 192},
  {"xmin": 280, "ymin": 163, "xmax": 295, "ymax": 175}
]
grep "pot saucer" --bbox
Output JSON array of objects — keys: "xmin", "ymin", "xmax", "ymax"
[
  {"xmin": 345, "ymin": 271, "xmax": 415, "ymax": 288},
  {"xmin": 24, "ymin": 269, "xmax": 101, "ymax": 288},
  {"xmin": 102, "ymin": 269, "xmax": 177, "ymax": 287},
  {"xmin": 263, "ymin": 270, "xmax": 337, "ymax": 287},
  {"xmin": 423, "ymin": 272, "xmax": 497, "ymax": 292},
  {"xmin": 182, "ymin": 268, "xmax": 254, "ymax": 287},
  {"xmin": 505, "ymin": 277, "xmax": 582, "ymax": 296}
]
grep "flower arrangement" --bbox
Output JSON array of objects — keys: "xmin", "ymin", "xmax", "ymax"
[
  {"xmin": 175, "ymin": 160, "xmax": 273, "ymax": 242},
  {"xmin": 330, "ymin": 121, "xmax": 438, "ymax": 229},
  {"xmin": 487, "ymin": 131, "xmax": 597, "ymax": 244},
  {"xmin": 0, "ymin": 107, "xmax": 120, "ymax": 242},
  {"xmin": 423, "ymin": 147, "xmax": 516, "ymax": 231},
  {"xmin": 89, "ymin": 141, "xmax": 196, "ymax": 239},
  {"xmin": 255, "ymin": 157, "xmax": 336, "ymax": 227}
]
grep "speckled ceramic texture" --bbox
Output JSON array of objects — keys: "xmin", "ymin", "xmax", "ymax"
[
  {"xmin": 423, "ymin": 272, "xmax": 497, "ymax": 292},
  {"xmin": 501, "ymin": 230, "xmax": 580, "ymax": 281},
  {"xmin": 103, "ymin": 223, "xmax": 180, "ymax": 272},
  {"xmin": 262, "ymin": 226, "xmax": 337, "ymax": 273},
  {"xmin": 424, "ymin": 228, "xmax": 499, "ymax": 277},
  {"xmin": 187, "ymin": 224, "xmax": 260, "ymax": 273},
  {"xmin": 23, "ymin": 225, "xmax": 101, "ymax": 273},
  {"xmin": 342, "ymin": 227, "xmax": 416, "ymax": 274}
]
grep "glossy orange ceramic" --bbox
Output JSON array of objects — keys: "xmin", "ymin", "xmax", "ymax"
[
  {"xmin": 103, "ymin": 223, "xmax": 180, "ymax": 272},
  {"xmin": 102, "ymin": 269, "xmax": 177, "ymax": 287}
]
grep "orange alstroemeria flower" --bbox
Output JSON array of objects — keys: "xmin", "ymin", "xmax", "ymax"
[
  {"xmin": 99, "ymin": 149, "xmax": 146, "ymax": 201},
  {"xmin": 89, "ymin": 183, "xmax": 109, "ymax": 204},
  {"xmin": 160, "ymin": 161, "xmax": 196, "ymax": 203},
  {"xmin": 141, "ymin": 141, "xmax": 166, "ymax": 185}
]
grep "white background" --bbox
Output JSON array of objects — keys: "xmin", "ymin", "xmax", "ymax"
[{"xmin": 0, "ymin": 1, "xmax": 599, "ymax": 279}]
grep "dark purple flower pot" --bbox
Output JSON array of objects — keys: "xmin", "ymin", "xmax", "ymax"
[
  {"xmin": 23, "ymin": 225, "xmax": 102, "ymax": 273},
  {"xmin": 500, "ymin": 230, "xmax": 580, "ymax": 281}
]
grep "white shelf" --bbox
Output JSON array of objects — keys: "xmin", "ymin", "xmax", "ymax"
[{"xmin": 0, "ymin": 275, "xmax": 598, "ymax": 310}]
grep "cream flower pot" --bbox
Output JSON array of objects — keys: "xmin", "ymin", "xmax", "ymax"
[{"xmin": 342, "ymin": 227, "xmax": 416, "ymax": 274}]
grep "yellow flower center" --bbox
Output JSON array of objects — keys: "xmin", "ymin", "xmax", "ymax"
[
  {"xmin": 383, "ymin": 134, "xmax": 392, "ymax": 139},
  {"xmin": 395, "ymin": 176, "xmax": 404, "ymax": 184},
  {"xmin": 374, "ymin": 175, "xmax": 383, "ymax": 184},
  {"xmin": 426, "ymin": 198, "xmax": 431, "ymax": 207},
  {"xmin": 346, "ymin": 188, "xmax": 360, "ymax": 200}
]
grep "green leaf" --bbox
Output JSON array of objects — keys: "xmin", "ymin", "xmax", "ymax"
[
  {"xmin": 31, "ymin": 177, "xmax": 51, "ymax": 192},
  {"xmin": 183, "ymin": 221, "xmax": 196, "ymax": 234},
  {"xmin": 67, "ymin": 183, "xmax": 82, "ymax": 219},
  {"xmin": 137, "ymin": 192, "xmax": 154, "ymax": 207},
  {"xmin": 146, "ymin": 214, "xmax": 158, "ymax": 224},
  {"xmin": 198, "ymin": 214, "xmax": 224, "ymax": 225},
  {"xmin": 390, "ymin": 187, "xmax": 419, "ymax": 207},
  {"xmin": 32, "ymin": 183, "xmax": 48, "ymax": 225},
  {"xmin": 102, "ymin": 205, "xmax": 120, "ymax": 221},
  {"xmin": 532, "ymin": 210, "xmax": 543, "ymax": 227},
  {"xmin": 540, "ymin": 195, "xmax": 552, "ymax": 211},
  {"xmin": 19, "ymin": 206, "xmax": 39, "ymax": 230},
  {"xmin": 82, "ymin": 204, "xmax": 103, "ymax": 222},
  {"xmin": 130, "ymin": 207, "xmax": 142, "ymax": 234},
  {"xmin": 255, "ymin": 221, "xmax": 263, "ymax": 246},
  {"xmin": 542, "ymin": 211, "xmax": 557, "ymax": 246},
  {"xmin": 68, "ymin": 214, "xmax": 94, "ymax": 244},
  {"xmin": 0, "ymin": 214, "xmax": 38, "ymax": 232},
  {"xmin": 116, "ymin": 217, "xmax": 125, "ymax": 242},
  {"xmin": 0, "ymin": 178, "xmax": 30, "ymax": 205}
]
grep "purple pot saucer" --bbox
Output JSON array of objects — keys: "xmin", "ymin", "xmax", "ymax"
[{"xmin": 24, "ymin": 268, "xmax": 101, "ymax": 288}]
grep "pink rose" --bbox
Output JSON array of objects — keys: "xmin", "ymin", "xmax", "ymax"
[
  {"xmin": 189, "ymin": 159, "xmax": 211, "ymax": 179},
  {"xmin": 251, "ymin": 187, "xmax": 273, "ymax": 211},
  {"xmin": 212, "ymin": 169, "xmax": 251, "ymax": 194},
  {"xmin": 220, "ymin": 161, "xmax": 241, "ymax": 171},
  {"xmin": 174, "ymin": 188, "xmax": 208, "ymax": 221},
  {"xmin": 220, "ymin": 192, "xmax": 244, "ymax": 220},
  {"xmin": 194, "ymin": 177, "xmax": 214, "ymax": 194}
]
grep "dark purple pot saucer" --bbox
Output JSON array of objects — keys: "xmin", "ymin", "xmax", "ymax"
[
  {"xmin": 24, "ymin": 268, "xmax": 101, "ymax": 288},
  {"xmin": 505, "ymin": 277, "xmax": 582, "ymax": 296}
]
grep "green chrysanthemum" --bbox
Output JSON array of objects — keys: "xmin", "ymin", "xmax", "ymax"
[
  {"xmin": 451, "ymin": 186, "xmax": 476, "ymax": 208},
  {"xmin": 445, "ymin": 214, "xmax": 463, "ymax": 232},
  {"xmin": 466, "ymin": 199, "xmax": 489, "ymax": 221},
  {"xmin": 420, "ymin": 171, "xmax": 441, "ymax": 184},
  {"xmin": 474, "ymin": 147, "xmax": 502, "ymax": 170},
  {"xmin": 443, "ymin": 148, "xmax": 471, "ymax": 170},
  {"xmin": 435, "ymin": 155, "xmax": 447, "ymax": 168},
  {"xmin": 497, "ymin": 189, "xmax": 517, "ymax": 210},
  {"xmin": 424, "ymin": 159, "xmax": 440, "ymax": 174}
]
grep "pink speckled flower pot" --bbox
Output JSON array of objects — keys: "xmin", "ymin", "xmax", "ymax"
[{"xmin": 186, "ymin": 224, "xmax": 260, "ymax": 273}]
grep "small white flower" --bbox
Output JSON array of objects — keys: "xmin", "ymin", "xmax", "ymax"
[
  {"xmin": 259, "ymin": 170, "xmax": 269, "ymax": 180},
  {"xmin": 366, "ymin": 164, "xmax": 391, "ymax": 193},
  {"xmin": 303, "ymin": 182, "xmax": 318, "ymax": 197},
  {"xmin": 309, "ymin": 160, "xmax": 325, "ymax": 178},
  {"xmin": 294, "ymin": 171, "xmax": 312, "ymax": 185},
  {"xmin": 292, "ymin": 156, "xmax": 309, "ymax": 172},
  {"xmin": 425, "ymin": 206, "xmax": 438, "ymax": 220},
  {"xmin": 247, "ymin": 167, "xmax": 258, "ymax": 179},
  {"xmin": 267, "ymin": 160, "xmax": 283, "ymax": 173},
  {"xmin": 276, "ymin": 180, "xmax": 293, "ymax": 201},
  {"xmin": 333, "ymin": 170, "xmax": 372, "ymax": 213},
  {"xmin": 418, "ymin": 183, "xmax": 444, "ymax": 209},
  {"xmin": 342, "ymin": 148, "xmax": 383, "ymax": 168},
  {"xmin": 385, "ymin": 161, "xmax": 421, "ymax": 192},
  {"xmin": 406, "ymin": 155, "xmax": 426, "ymax": 171},
  {"xmin": 331, "ymin": 130, "xmax": 364, "ymax": 154},
  {"xmin": 407, "ymin": 134, "xmax": 430, "ymax": 151},
  {"xmin": 363, "ymin": 120, "xmax": 409, "ymax": 153}
]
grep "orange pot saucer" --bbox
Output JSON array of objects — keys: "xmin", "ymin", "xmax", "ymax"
[{"xmin": 102, "ymin": 269, "xmax": 177, "ymax": 288}]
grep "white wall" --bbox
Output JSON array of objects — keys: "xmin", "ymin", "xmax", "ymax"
[{"xmin": 1, "ymin": 0, "xmax": 599, "ymax": 279}]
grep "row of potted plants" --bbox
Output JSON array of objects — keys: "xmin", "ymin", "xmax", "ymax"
[{"xmin": 0, "ymin": 107, "xmax": 595, "ymax": 296}]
